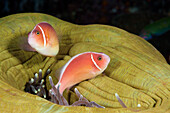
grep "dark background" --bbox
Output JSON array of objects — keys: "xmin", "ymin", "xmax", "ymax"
[{"xmin": 0, "ymin": 0, "xmax": 169, "ymax": 63}]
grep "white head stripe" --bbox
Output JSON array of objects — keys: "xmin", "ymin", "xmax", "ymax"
[
  {"xmin": 91, "ymin": 54, "xmax": 102, "ymax": 71},
  {"xmin": 37, "ymin": 25, "xmax": 47, "ymax": 47}
]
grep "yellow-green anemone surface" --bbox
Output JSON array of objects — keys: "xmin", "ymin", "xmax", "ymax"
[{"xmin": 0, "ymin": 13, "xmax": 169, "ymax": 113}]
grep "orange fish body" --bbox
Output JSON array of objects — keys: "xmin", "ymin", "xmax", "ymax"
[
  {"xmin": 28, "ymin": 22, "xmax": 59, "ymax": 56},
  {"xmin": 55, "ymin": 52, "xmax": 110, "ymax": 94}
]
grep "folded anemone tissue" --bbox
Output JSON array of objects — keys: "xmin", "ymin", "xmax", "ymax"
[{"xmin": 0, "ymin": 13, "xmax": 169, "ymax": 113}]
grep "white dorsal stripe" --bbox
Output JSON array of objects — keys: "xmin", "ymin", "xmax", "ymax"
[
  {"xmin": 58, "ymin": 52, "xmax": 102, "ymax": 83},
  {"xmin": 37, "ymin": 25, "xmax": 47, "ymax": 47},
  {"xmin": 91, "ymin": 54, "xmax": 102, "ymax": 71}
]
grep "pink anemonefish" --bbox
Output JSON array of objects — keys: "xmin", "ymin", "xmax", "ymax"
[
  {"xmin": 26, "ymin": 22, "xmax": 59, "ymax": 56},
  {"xmin": 52, "ymin": 52, "xmax": 110, "ymax": 94}
]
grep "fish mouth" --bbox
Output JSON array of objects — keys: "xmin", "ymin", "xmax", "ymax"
[
  {"xmin": 99, "ymin": 52, "xmax": 111, "ymax": 65},
  {"xmin": 107, "ymin": 55, "xmax": 111, "ymax": 64},
  {"xmin": 104, "ymin": 54, "xmax": 111, "ymax": 65},
  {"xmin": 101, "ymin": 53, "xmax": 110, "ymax": 61},
  {"xmin": 28, "ymin": 36, "xmax": 33, "ymax": 47}
]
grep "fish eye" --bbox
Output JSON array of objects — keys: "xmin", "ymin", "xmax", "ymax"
[
  {"xmin": 36, "ymin": 31, "xmax": 40, "ymax": 35},
  {"xmin": 97, "ymin": 56, "xmax": 102, "ymax": 61}
]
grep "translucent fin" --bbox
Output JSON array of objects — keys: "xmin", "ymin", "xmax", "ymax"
[
  {"xmin": 54, "ymin": 66, "xmax": 63, "ymax": 80},
  {"xmin": 19, "ymin": 36, "xmax": 36, "ymax": 52},
  {"xmin": 66, "ymin": 86, "xmax": 73, "ymax": 93}
]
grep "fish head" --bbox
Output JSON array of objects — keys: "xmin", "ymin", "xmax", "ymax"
[
  {"xmin": 140, "ymin": 30, "xmax": 152, "ymax": 40},
  {"xmin": 91, "ymin": 52, "xmax": 110, "ymax": 72},
  {"xmin": 28, "ymin": 22, "xmax": 59, "ymax": 56},
  {"xmin": 28, "ymin": 22, "xmax": 49, "ymax": 49}
]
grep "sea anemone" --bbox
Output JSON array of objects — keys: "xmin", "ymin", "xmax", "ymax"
[{"xmin": 0, "ymin": 13, "xmax": 169, "ymax": 113}]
